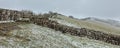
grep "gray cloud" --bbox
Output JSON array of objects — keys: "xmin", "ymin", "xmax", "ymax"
[{"xmin": 0, "ymin": 0, "xmax": 120, "ymax": 20}]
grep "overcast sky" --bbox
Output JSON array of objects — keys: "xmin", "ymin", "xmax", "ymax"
[{"xmin": 0, "ymin": 0, "xmax": 120, "ymax": 21}]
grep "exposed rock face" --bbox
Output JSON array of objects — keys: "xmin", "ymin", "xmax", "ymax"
[{"xmin": 32, "ymin": 17, "xmax": 120, "ymax": 46}]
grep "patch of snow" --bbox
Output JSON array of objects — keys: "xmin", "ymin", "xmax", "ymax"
[{"xmin": 0, "ymin": 20, "xmax": 14, "ymax": 23}]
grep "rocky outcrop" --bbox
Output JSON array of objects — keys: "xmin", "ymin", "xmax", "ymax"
[{"xmin": 32, "ymin": 17, "xmax": 120, "ymax": 46}]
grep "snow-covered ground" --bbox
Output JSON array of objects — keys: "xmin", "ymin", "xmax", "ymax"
[
  {"xmin": 0, "ymin": 24, "xmax": 119, "ymax": 48},
  {"xmin": 0, "ymin": 20, "xmax": 14, "ymax": 23}
]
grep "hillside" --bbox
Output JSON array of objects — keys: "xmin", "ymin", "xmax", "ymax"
[
  {"xmin": 0, "ymin": 23, "xmax": 119, "ymax": 48},
  {"xmin": 81, "ymin": 17, "xmax": 120, "ymax": 28},
  {"xmin": 51, "ymin": 15, "xmax": 120, "ymax": 35},
  {"xmin": 0, "ymin": 8, "xmax": 120, "ymax": 48}
]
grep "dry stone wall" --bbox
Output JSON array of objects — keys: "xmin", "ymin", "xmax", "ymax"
[
  {"xmin": 0, "ymin": 8, "xmax": 32, "ymax": 21},
  {"xmin": 32, "ymin": 17, "xmax": 120, "ymax": 46}
]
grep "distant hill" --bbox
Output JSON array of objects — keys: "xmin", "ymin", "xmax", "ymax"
[{"xmin": 81, "ymin": 17, "xmax": 120, "ymax": 28}]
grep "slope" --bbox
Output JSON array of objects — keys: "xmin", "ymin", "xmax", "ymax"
[
  {"xmin": 0, "ymin": 23, "xmax": 119, "ymax": 48},
  {"xmin": 51, "ymin": 15, "xmax": 120, "ymax": 35},
  {"xmin": 81, "ymin": 17, "xmax": 120, "ymax": 28}
]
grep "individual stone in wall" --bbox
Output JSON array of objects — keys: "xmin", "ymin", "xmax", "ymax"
[{"xmin": 6, "ymin": 10, "xmax": 11, "ymax": 20}]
